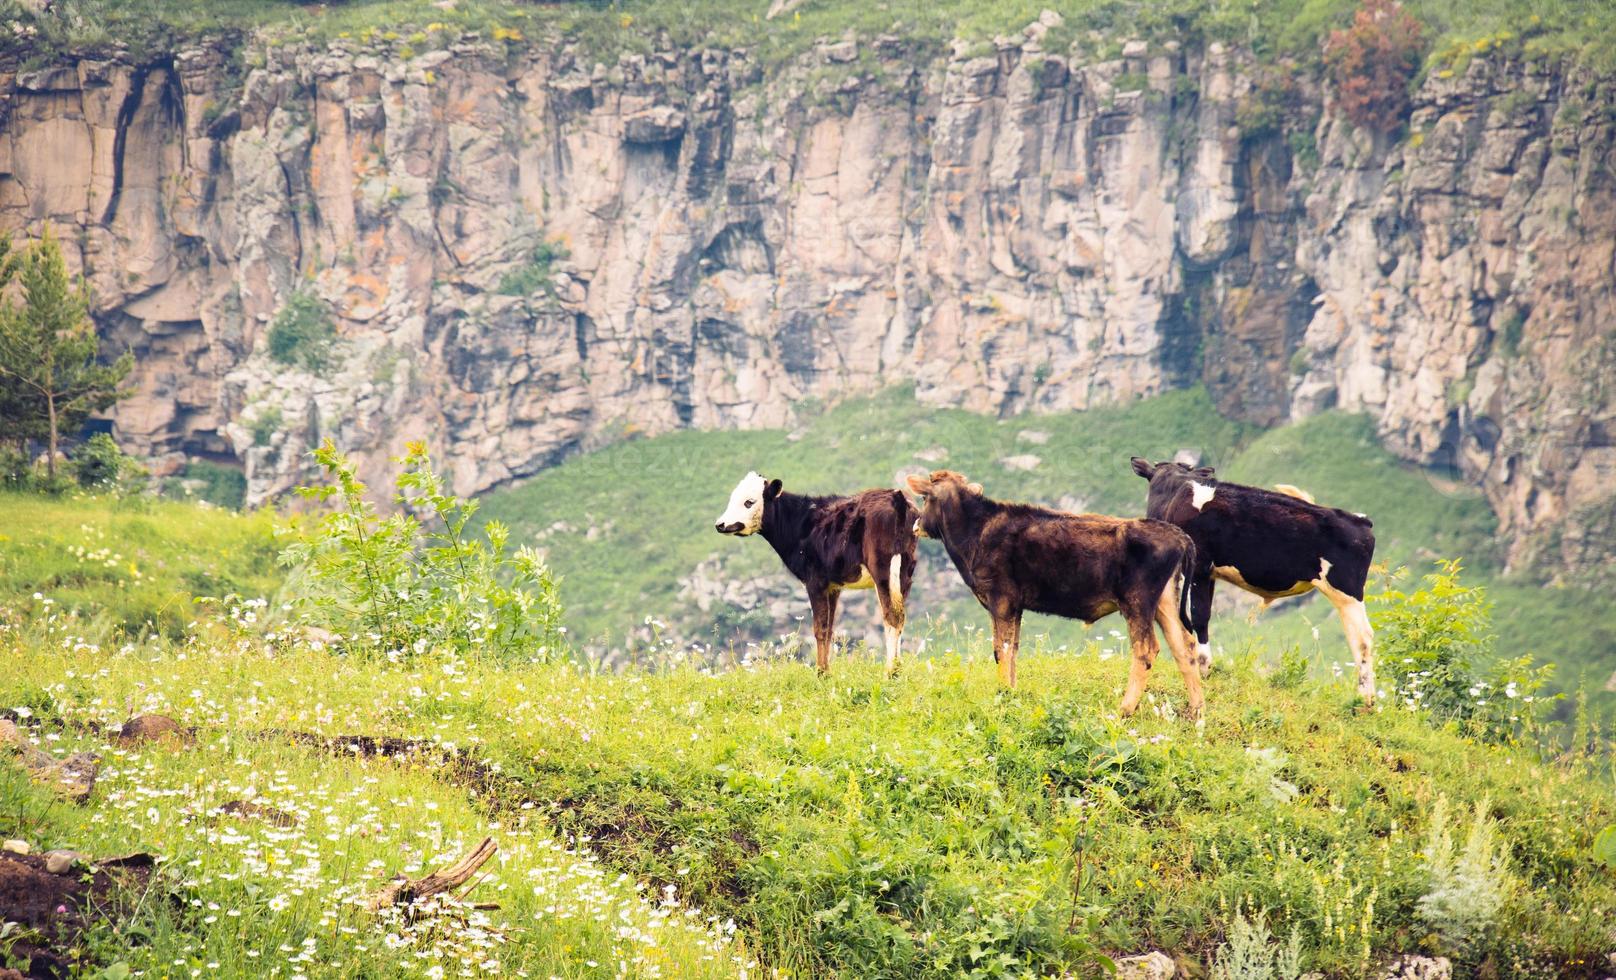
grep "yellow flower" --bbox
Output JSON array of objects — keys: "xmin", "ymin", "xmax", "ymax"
[{"xmin": 619, "ymin": 12, "xmax": 633, "ymax": 27}]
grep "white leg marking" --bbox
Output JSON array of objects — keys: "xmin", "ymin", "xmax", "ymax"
[
  {"xmin": 1189, "ymin": 481, "xmax": 1215, "ymax": 511},
  {"xmin": 1314, "ymin": 571, "xmax": 1376, "ymax": 703},
  {"xmin": 1195, "ymin": 641, "xmax": 1212, "ymax": 672},
  {"xmin": 884, "ymin": 622, "xmax": 901, "ymax": 673},
  {"xmin": 888, "ymin": 555, "xmax": 904, "ymax": 616}
]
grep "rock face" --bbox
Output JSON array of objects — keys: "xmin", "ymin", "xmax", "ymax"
[{"xmin": 0, "ymin": 27, "xmax": 1612, "ymax": 577}]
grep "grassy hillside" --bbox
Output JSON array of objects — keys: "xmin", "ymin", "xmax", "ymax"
[
  {"xmin": 4, "ymin": 622, "xmax": 1613, "ymax": 978},
  {"xmin": 9, "ymin": 0, "xmax": 1615, "ymax": 73},
  {"xmin": 476, "ymin": 385, "xmax": 1613, "ymax": 710},
  {"xmin": 0, "ymin": 492, "xmax": 279, "ymax": 639}
]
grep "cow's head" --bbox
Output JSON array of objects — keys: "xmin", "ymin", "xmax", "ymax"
[
  {"xmin": 714, "ymin": 471, "xmax": 782, "ymax": 536},
  {"xmin": 905, "ymin": 470, "xmax": 981, "ymax": 540},
  {"xmin": 1130, "ymin": 457, "xmax": 1216, "ymax": 483},
  {"xmin": 1132, "ymin": 457, "xmax": 1218, "ymax": 514}
]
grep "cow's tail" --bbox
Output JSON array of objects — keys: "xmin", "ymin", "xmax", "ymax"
[{"xmin": 1176, "ymin": 537, "xmax": 1197, "ymax": 637}]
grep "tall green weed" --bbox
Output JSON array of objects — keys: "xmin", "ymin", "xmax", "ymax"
[
  {"xmin": 1372, "ymin": 560, "xmax": 1558, "ymax": 742},
  {"xmin": 277, "ymin": 440, "xmax": 563, "ymax": 662}
]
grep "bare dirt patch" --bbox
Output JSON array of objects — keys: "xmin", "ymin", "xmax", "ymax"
[{"xmin": 0, "ymin": 852, "xmax": 152, "ymax": 979}]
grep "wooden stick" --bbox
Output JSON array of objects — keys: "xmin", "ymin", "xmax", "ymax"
[{"xmin": 367, "ymin": 837, "xmax": 497, "ymax": 911}]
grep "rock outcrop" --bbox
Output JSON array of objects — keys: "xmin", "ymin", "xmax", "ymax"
[{"xmin": 0, "ymin": 22, "xmax": 1611, "ymax": 577}]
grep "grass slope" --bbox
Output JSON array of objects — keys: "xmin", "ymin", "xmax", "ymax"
[
  {"xmin": 3, "ymin": 627, "xmax": 1613, "ymax": 978},
  {"xmin": 0, "ymin": 492, "xmax": 279, "ymax": 638}
]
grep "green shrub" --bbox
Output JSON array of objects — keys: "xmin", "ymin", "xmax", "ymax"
[
  {"xmin": 1112, "ymin": 71, "xmax": 1150, "ymax": 93},
  {"xmin": 1498, "ymin": 309, "xmax": 1526, "ymax": 357},
  {"xmin": 266, "ymin": 289, "xmax": 338, "ymax": 373},
  {"xmin": 497, "ymin": 240, "xmax": 569, "ymax": 297},
  {"xmin": 278, "ymin": 439, "xmax": 564, "ymax": 663},
  {"xmin": 70, "ymin": 432, "xmax": 146, "ymax": 493},
  {"xmin": 1236, "ymin": 73, "xmax": 1294, "ymax": 140},
  {"xmin": 1371, "ymin": 559, "xmax": 1558, "ymax": 742},
  {"xmin": 173, "ymin": 460, "xmax": 247, "ymax": 510},
  {"xmin": 0, "ymin": 444, "xmax": 32, "ymax": 490},
  {"xmin": 249, "ymin": 406, "xmax": 282, "ymax": 447}
]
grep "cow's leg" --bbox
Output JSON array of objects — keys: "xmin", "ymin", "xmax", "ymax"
[
  {"xmin": 1119, "ymin": 605, "xmax": 1159, "ymax": 717},
  {"xmin": 1188, "ymin": 571, "xmax": 1215, "ymax": 676},
  {"xmin": 1156, "ymin": 583, "xmax": 1205, "ymax": 722},
  {"xmin": 808, "ymin": 587, "xmax": 841, "ymax": 676},
  {"xmin": 873, "ymin": 553, "xmax": 906, "ymax": 676},
  {"xmin": 990, "ymin": 609, "xmax": 1022, "ymax": 687},
  {"xmin": 1314, "ymin": 568, "xmax": 1376, "ymax": 704}
]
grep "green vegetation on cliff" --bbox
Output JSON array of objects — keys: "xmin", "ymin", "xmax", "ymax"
[{"xmin": 5, "ymin": 0, "xmax": 1614, "ymax": 72}]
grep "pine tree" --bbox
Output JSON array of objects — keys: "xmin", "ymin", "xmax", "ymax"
[
  {"xmin": 0, "ymin": 236, "xmax": 45, "ymax": 451},
  {"xmin": 0, "ymin": 229, "xmax": 133, "ymax": 479}
]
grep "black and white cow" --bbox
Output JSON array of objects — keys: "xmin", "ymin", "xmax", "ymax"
[
  {"xmin": 1130, "ymin": 457, "xmax": 1378, "ymax": 702},
  {"xmin": 714, "ymin": 472, "xmax": 918, "ymax": 675}
]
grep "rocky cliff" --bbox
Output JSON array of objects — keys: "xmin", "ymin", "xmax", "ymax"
[{"xmin": 1, "ymin": 18, "xmax": 1612, "ymax": 578}]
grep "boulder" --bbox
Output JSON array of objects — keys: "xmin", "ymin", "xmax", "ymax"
[
  {"xmin": 44, "ymin": 850, "xmax": 88, "ymax": 875},
  {"xmin": 115, "ymin": 713, "xmax": 191, "ymax": 745},
  {"xmin": 1382, "ymin": 956, "xmax": 1452, "ymax": 980},
  {"xmin": 1, "ymin": 720, "xmax": 99, "ymax": 803},
  {"xmin": 622, "ymin": 106, "xmax": 686, "ymax": 144},
  {"xmin": 1114, "ymin": 951, "xmax": 1175, "ymax": 980}
]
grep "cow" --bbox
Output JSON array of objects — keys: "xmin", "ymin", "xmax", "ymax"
[
  {"xmin": 904, "ymin": 470, "xmax": 1206, "ymax": 720},
  {"xmin": 1129, "ymin": 457, "xmax": 1378, "ymax": 703},
  {"xmin": 714, "ymin": 472, "xmax": 918, "ymax": 675}
]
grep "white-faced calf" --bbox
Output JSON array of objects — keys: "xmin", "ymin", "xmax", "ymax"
[
  {"xmin": 714, "ymin": 472, "xmax": 918, "ymax": 674},
  {"xmin": 906, "ymin": 470, "xmax": 1206, "ymax": 720},
  {"xmin": 1130, "ymin": 457, "xmax": 1378, "ymax": 703}
]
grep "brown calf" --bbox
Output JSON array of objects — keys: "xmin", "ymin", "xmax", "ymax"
[
  {"xmin": 715, "ymin": 472, "xmax": 918, "ymax": 674},
  {"xmin": 906, "ymin": 470, "xmax": 1206, "ymax": 720}
]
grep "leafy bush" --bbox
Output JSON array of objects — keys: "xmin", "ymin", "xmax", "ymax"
[
  {"xmin": 278, "ymin": 440, "xmax": 564, "ymax": 663},
  {"xmin": 266, "ymin": 289, "xmax": 339, "ymax": 373},
  {"xmin": 1417, "ymin": 795, "xmax": 1513, "ymax": 955},
  {"xmin": 70, "ymin": 432, "xmax": 146, "ymax": 493},
  {"xmin": 1209, "ymin": 911, "xmax": 1305, "ymax": 980},
  {"xmin": 1595, "ymin": 825, "xmax": 1616, "ymax": 871},
  {"xmin": 1235, "ymin": 72, "xmax": 1295, "ymax": 140},
  {"xmin": 497, "ymin": 240, "xmax": 569, "ymax": 298},
  {"xmin": 0, "ymin": 444, "xmax": 32, "ymax": 490},
  {"xmin": 249, "ymin": 406, "xmax": 282, "ymax": 447},
  {"xmin": 1371, "ymin": 559, "xmax": 1557, "ymax": 742},
  {"xmin": 170, "ymin": 460, "xmax": 247, "ymax": 510},
  {"xmin": 1323, "ymin": 0, "xmax": 1424, "ymax": 131}
]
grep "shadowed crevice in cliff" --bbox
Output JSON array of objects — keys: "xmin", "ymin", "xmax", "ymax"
[{"xmin": 104, "ymin": 59, "xmax": 184, "ymax": 227}]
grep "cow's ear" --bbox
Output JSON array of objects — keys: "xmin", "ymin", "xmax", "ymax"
[
  {"xmin": 966, "ymin": 482, "xmax": 983, "ymax": 495},
  {"xmin": 764, "ymin": 478, "xmax": 783, "ymax": 500},
  {"xmin": 1193, "ymin": 466, "xmax": 1216, "ymax": 479},
  {"xmin": 1130, "ymin": 457, "xmax": 1156, "ymax": 479},
  {"xmin": 905, "ymin": 473, "xmax": 932, "ymax": 496}
]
